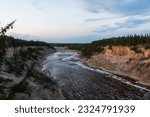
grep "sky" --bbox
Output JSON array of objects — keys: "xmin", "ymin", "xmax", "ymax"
[{"xmin": 0, "ymin": 0, "xmax": 150, "ymax": 43}]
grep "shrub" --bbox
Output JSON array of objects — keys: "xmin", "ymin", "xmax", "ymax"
[
  {"xmin": 11, "ymin": 81, "xmax": 32, "ymax": 96},
  {"xmin": 131, "ymin": 46, "xmax": 142, "ymax": 53}
]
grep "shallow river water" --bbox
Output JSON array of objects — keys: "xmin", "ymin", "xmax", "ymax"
[{"xmin": 43, "ymin": 51, "xmax": 150, "ymax": 100}]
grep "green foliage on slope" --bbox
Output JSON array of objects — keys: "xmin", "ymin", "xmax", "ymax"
[
  {"xmin": 4, "ymin": 47, "xmax": 45, "ymax": 76},
  {"xmin": 0, "ymin": 35, "xmax": 54, "ymax": 76}
]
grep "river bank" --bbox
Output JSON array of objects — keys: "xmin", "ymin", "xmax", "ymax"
[
  {"xmin": 80, "ymin": 46, "xmax": 150, "ymax": 87},
  {"xmin": 0, "ymin": 47, "xmax": 64, "ymax": 100}
]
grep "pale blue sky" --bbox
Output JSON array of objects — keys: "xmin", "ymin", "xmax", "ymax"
[{"xmin": 0, "ymin": 0, "xmax": 150, "ymax": 43}]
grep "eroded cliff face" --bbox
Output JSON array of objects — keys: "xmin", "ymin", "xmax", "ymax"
[
  {"xmin": 85, "ymin": 46, "xmax": 150, "ymax": 86},
  {"xmin": 5, "ymin": 46, "xmax": 45, "ymax": 58},
  {"xmin": 0, "ymin": 47, "xmax": 64, "ymax": 100}
]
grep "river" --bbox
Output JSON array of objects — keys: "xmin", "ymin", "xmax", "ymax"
[{"xmin": 43, "ymin": 51, "xmax": 150, "ymax": 100}]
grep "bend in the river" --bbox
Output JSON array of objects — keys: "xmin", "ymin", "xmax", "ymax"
[{"xmin": 43, "ymin": 50, "xmax": 150, "ymax": 100}]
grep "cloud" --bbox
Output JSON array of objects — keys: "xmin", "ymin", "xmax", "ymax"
[
  {"xmin": 94, "ymin": 13, "xmax": 150, "ymax": 33},
  {"xmin": 31, "ymin": 0, "xmax": 45, "ymax": 12},
  {"xmin": 81, "ymin": 0, "xmax": 150, "ymax": 15},
  {"xmin": 85, "ymin": 18, "xmax": 101, "ymax": 22},
  {"xmin": 81, "ymin": 0, "xmax": 150, "ymax": 38}
]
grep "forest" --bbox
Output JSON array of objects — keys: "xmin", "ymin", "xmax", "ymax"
[
  {"xmin": 0, "ymin": 35, "xmax": 53, "ymax": 49},
  {"xmin": 92, "ymin": 34, "xmax": 150, "ymax": 46},
  {"xmin": 57, "ymin": 34, "xmax": 150, "ymax": 57}
]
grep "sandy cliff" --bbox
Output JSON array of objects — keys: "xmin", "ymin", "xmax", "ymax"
[{"xmin": 83, "ymin": 46, "xmax": 150, "ymax": 86}]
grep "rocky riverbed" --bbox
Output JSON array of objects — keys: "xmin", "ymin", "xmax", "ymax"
[{"xmin": 43, "ymin": 50, "xmax": 150, "ymax": 100}]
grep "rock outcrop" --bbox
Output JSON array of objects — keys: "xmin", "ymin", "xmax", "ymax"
[
  {"xmin": 0, "ymin": 47, "xmax": 64, "ymax": 100},
  {"xmin": 83, "ymin": 46, "xmax": 150, "ymax": 86}
]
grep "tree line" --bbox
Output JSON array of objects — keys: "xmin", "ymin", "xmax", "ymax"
[
  {"xmin": 64, "ymin": 34, "xmax": 150, "ymax": 57},
  {"xmin": 92, "ymin": 34, "xmax": 150, "ymax": 46},
  {"xmin": 0, "ymin": 35, "xmax": 53, "ymax": 49}
]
